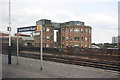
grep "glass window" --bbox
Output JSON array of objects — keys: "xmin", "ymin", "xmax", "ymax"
[
  {"xmin": 85, "ymin": 29, "xmax": 88, "ymax": 33},
  {"xmin": 43, "ymin": 35, "xmax": 45, "ymax": 40},
  {"xmin": 89, "ymin": 46, "xmax": 91, "ymax": 48},
  {"xmin": 74, "ymin": 44, "xmax": 79, "ymax": 48},
  {"xmin": 70, "ymin": 36, "xmax": 72, "ymax": 40},
  {"xmin": 43, "ymin": 43, "xmax": 45, "ymax": 47},
  {"xmin": 66, "ymin": 36, "xmax": 69, "ymax": 41},
  {"xmin": 62, "ymin": 28, "xmax": 64, "ymax": 33},
  {"xmin": 46, "ymin": 36, "xmax": 49, "ymax": 40},
  {"xmin": 51, "ymin": 29, "xmax": 53, "ymax": 32},
  {"xmin": 66, "ymin": 44, "xmax": 68, "ymax": 48},
  {"xmin": 76, "ymin": 22, "xmax": 81, "ymax": 25},
  {"xmin": 66, "ymin": 28, "xmax": 69, "ymax": 33},
  {"xmin": 81, "ymin": 28, "xmax": 83, "ymax": 33},
  {"xmin": 62, "ymin": 44, "xmax": 64, "ymax": 48},
  {"xmin": 70, "ymin": 44, "xmax": 72, "ymax": 47},
  {"xmin": 51, "ymin": 36, "xmax": 53, "ymax": 40},
  {"xmin": 89, "ymin": 30, "xmax": 91, "ymax": 33},
  {"xmin": 46, "ymin": 43, "xmax": 49, "ymax": 48},
  {"xmin": 85, "ymin": 44, "xmax": 87, "ymax": 48},
  {"xmin": 74, "ymin": 36, "xmax": 79, "ymax": 41},
  {"xmin": 74, "ymin": 28, "xmax": 79, "ymax": 33},
  {"xmin": 51, "ymin": 44, "xmax": 53, "ymax": 48},
  {"xmin": 46, "ymin": 28, "xmax": 50, "ymax": 32},
  {"xmin": 62, "ymin": 36, "xmax": 64, "ymax": 41},
  {"xmin": 81, "ymin": 44, "xmax": 83, "ymax": 48},
  {"xmin": 85, "ymin": 37, "xmax": 87, "ymax": 41},
  {"xmin": 70, "ymin": 29, "xmax": 73, "ymax": 32},
  {"xmin": 43, "ymin": 27, "xmax": 45, "ymax": 32},
  {"xmin": 81, "ymin": 37, "xmax": 83, "ymax": 41}
]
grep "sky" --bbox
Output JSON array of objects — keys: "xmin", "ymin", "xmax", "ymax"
[{"xmin": 0, "ymin": 0, "xmax": 119, "ymax": 43}]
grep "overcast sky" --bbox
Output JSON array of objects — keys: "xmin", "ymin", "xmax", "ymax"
[{"xmin": 0, "ymin": 0, "xmax": 119, "ymax": 43}]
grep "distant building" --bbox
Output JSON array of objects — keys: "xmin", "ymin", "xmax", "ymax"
[
  {"xmin": 0, "ymin": 33, "xmax": 34, "ymax": 47},
  {"xmin": 60, "ymin": 21, "xmax": 92, "ymax": 48},
  {"xmin": 14, "ymin": 33, "xmax": 34, "ymax": 46},
  {"xmin": 34, "ymin": 19, "xmax": 54, "ymax": 48},
  {"xmin": 34, "ymin": 19, "xmax": 92, "ymax": 48},
  {"xmin": 36, "ymin": 19, "xmax": 52, "ymax": 26},
  {"xmin": 0, "ymin": 32, "xmax": 9, "ymax": 45},
  {"xmin": 112, "ymin": 36, "xmax": 120, "ymax": 43},
  {"xmin": 60, "ymin": 21, "xmax": 84, "ymax": 26}
]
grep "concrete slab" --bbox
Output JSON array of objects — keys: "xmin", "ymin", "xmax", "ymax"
[{"xmin": 2, "ymin": 55, "xmax": 119, "ymax": 78}]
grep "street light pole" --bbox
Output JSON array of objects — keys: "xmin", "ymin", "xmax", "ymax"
[{"xmin": 8, "ymin": 0, "xmax": 11, "ymax": 64}]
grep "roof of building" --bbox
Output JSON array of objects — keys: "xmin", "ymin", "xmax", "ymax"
[
  {"xmin": 0, "ymin": 33, "xmax": 9, "ymax": 36},
  {"xmin": 60, "ymin": 25, "xmax": 92, "ymax": 28},
  {"xmin": 14, "ymin": 33, "xmax": 31, "ymax": 37}
]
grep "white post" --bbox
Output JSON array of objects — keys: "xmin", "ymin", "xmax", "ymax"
[
  {"xmin": 40, "ymin": 25, "xmax": 43, "ymax": 70},
  {"xmin": 8, "ymin": 0, "xmax": 11, "ymax": 47},
  {"xmin": 17, "ymin": 32, "xmax": 19, "ymax": 65},
  {"xmin": 8, "ymin": 0, "xmax": 11, "ymax": 64}
]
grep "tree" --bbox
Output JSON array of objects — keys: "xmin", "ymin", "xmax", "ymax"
[
  {"xmin": 104, "ymin": 43, "xmax": 109, "ymax": 45},
  {"xmin": 92, "ymin": 43, "xmax": 96, "ymax": 45}
]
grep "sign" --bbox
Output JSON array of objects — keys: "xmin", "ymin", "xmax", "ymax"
[
  {"xmin": 17, "ymin": 25, "xmax": 41, "ymax": 32},
  {"xmin": 7, "ymin": 27, "xmax": 11, "ymax": 31},
  {"xmin": 37, "ymin": 25, "xmax": 41, "ymax": 31}
]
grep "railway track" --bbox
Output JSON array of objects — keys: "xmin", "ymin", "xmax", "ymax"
[
  {"xmin": 52, "ymin": 58, "xmax": 119, "ymax": 71},
  {"xmin": 2, "ymin": 52, "xmax": 120, "ymax": 72},
  {"xmin": 16, "ymin": 52, "xmax": 120, "ymax": 72}
]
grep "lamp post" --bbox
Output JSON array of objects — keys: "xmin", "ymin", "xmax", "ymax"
[{"xmin": 8, "ymin": 0, "xmax": 11, "ymax": 64}]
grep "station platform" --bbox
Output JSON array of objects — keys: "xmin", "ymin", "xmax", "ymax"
[{"xmin": 1, "ymin": 54, "xmax": 119, "ymax": 78}]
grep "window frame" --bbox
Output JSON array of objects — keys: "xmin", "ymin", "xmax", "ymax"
[
  {"xmin": 81, "ymin": 28, "xmax": 83, "ymax": 33},
  {"xmin": 70, "ymin": 28, "xmax": 73, "ymax": 32},
  {"xmin": 74, "ymin": 28, "xmax": 79, "ymax": 33},
  {"xmin": 66, "ymin": 36, "xmax": 69, "ymax": 41},
  {"xmin": 85, "ymin": 44, "xmax": 87, "ymax": 48},
  {"xmin": 81, "ymin": 37, "xmax": 83, "ymax": 41},
  {"xmin": 46, "ymin": 28, "xmax": 50, "ymax": 32},
  {"xmin": 74, "ymin": 36, "xmax": 79, "ymax": 41},
  {"xmin": 81, "ymin": 44, "xmax": 83, "ymax": 48},
  {"xmin": 85, "ymin": 29, "xmax": 88, "ymax": 33},
  {"xmin": 46, "ymin": 35, "xmax": 49, "ymax": 40},
  {"xmin": 46, "ymin": 43, "xmax": 49, "ymax": 48},
  {"xmin": 74, "ymin": 44, "xmax": 79, "ymax": 48},
  {"xmin": 66, "ymin": 28, "xmax": 69, "ymax": 33},
  {"xmin": 85, "ymin": 37, "xmax": 88, "ymax": 41}
]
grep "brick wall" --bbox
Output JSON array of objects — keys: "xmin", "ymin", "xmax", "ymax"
[{"xmin": 60, "ymin": 26, "xmax": 91, "ymax": 48}]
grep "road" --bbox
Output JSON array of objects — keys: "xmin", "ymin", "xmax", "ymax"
[{"xmin": 1, "ymin": 54, "xmax": 120, "ymax": 78}]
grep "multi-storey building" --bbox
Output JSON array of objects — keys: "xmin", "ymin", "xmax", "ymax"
[
  {"xmin": 34, "ymin": 19, "xmax": 54, "ymax": 48},
  {"xmin": 112, "ymin": 36, "xmax": 120, "ymax": 44},
  {"xmin": 60, "ymin": 21, "xmax": 92, "ymax": 48},
  {"xmin": 34, "ymin": 19, "xmax": 92, "ymax": 48}
]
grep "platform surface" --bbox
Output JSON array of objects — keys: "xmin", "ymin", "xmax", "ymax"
[{"xmin": 1, "ymin": 54, "xmax": 119, "ymax": 78}]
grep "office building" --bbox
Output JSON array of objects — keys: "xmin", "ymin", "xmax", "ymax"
[
  {"xmin": 34, "ymin": 19, "xmax": 54, "ymax": 48},
  {"xmin": 60, "ymin": 21, "xmax": 92, "ymax": 48},
  {"xmin": 34, "ymin": 19, "xmax": 92, "ymax": 48},
  {"xmin": 112, "ymin": 36, "xmax": 120, "ymax": 44}
]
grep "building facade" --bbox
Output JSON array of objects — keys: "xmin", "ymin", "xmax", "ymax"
[
  {"xmin": 60, "ymin": 21, "xmax": 92, "ymax": 48},
  {"xmin": 34, "ymin": 19, "xmax": 92, "ymax": 48},
  {"xmin": 34, "ymin": 19, "xmax": 54, "ymax": 48},
  {"xmin": 112, "ymin": 36, "xmax": 120, "ymax": 44}
]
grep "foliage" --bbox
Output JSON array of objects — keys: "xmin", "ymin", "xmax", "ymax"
[
  {"xmin": 11, "ymin": 40, "xmax": 24, "ymax": 48},
  {"xmin": 92, "ymin": 43, "xmax": 96, "ymax": 45},
  {"xmin": 95, "ymin": 43, "xmax": 117, "ymax": 49}
]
